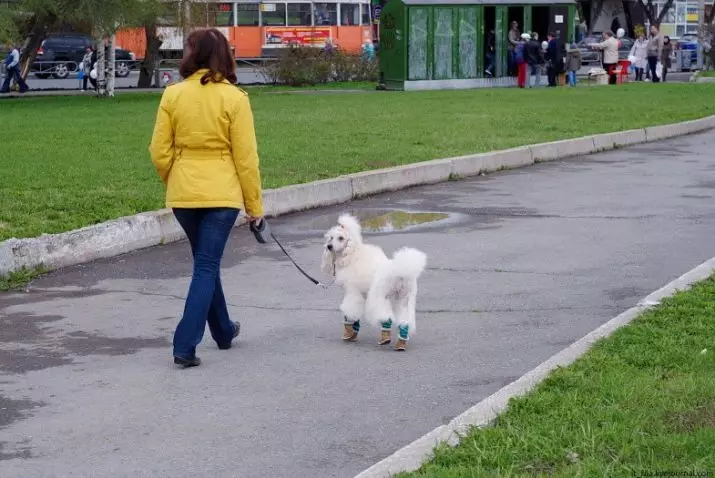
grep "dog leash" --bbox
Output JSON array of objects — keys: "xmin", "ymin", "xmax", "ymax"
[{"xmin": 249, "ymin": 219, "xmax": 334, "ymax": 288}]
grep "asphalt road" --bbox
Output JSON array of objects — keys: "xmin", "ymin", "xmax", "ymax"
[
  {"xmin": 2, "ymin": 132, "xmax": 715, "ymax": 477},
  {"xmin": 23, "ymin": 67, "xmax": 268, "ymax": 90}
]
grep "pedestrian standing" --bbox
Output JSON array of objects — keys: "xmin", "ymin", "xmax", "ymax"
[
  {"xmin": 525, "ymin": 32, "xmax": 544, "ymax": 88},
  {"xmin": 508, "ymin": 21, "xmax": 521, "ymax": 76},
  {"xmin": 646, "ymin": 25, "xmax": 663, "ymax": 82},
  {"xmin": 516, "ymin": 33, "xmax": 529, "ymax": 87},
  {"xmin": 545, "ymin": 32, "xmax": 562, "ymax": 87},
  {"xmin": 80, "ymin": 47, "xmax": 96, "ymax": 91},
  {"xmin": 629, "ymin": 32, "xmax": 648, "ymax": 81},
  {"xmin": 589, "ymin": 30, "xmax": 619, "ymax": 85},
  {"xmin": 661, "ymin": 36, "xmax": 673, "ymax": 82},
  {"xmin": 149, "ymin": 28, "xmax": 265, "ymax": 368},
  {"xmin": 0, "ymin": 43, "xmax": 29, "ymax": 94},
  {"xmin": 565, "ymin": 43, "xmax": 582, "ymax": 86}
]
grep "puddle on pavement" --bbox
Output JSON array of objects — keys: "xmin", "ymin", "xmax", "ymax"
[
  {"xmin": 283, "ymin": 208, "xmax": 465, "ymax": 235},
  {"xmin": 358, "ymin": 211, "xmax": 449, "ymax": 232}
]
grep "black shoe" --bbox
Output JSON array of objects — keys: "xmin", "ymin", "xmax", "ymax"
[
  {"xmin": 174, "ymin": 356, "xmax": 201, "ymax": 368},
  {"xmin": 218, "ymin": 321, "xmax": 241, "ymax": 350}
]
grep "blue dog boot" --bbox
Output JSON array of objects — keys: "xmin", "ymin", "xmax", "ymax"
[
  {"xmin": 343, "ymin": 318, "xmax": 360, "ymax": 341},
  {"xmin": 379, "ymin": 319, "xmax": 393, "ymax": 345},
  {"xmin": 395, "ymin": 324, "xmax": 409, "ymax": 351}
]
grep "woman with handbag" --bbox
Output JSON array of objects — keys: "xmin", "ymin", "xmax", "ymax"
[
  {"xmin": 150, "ymin": 28, "xmax": 265, "ymax": 368},
  {"xmin": 661, "ymin": 36, "xmax": 673, "ymax": 82},
  {"xmin": 629, "ymin": 33, "xmax": 648, "ymax": 81}
]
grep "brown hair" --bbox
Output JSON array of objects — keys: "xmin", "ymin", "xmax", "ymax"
[{"xmin": 179, "ymin": 28, "xmax": 237, "ymax": 85}]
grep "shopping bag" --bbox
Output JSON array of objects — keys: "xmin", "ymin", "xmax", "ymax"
[{"xmin": 655, "ymin": 62, "xmax": 663, "ymax": 78}]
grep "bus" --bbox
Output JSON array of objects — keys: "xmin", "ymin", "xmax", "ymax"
[{"xmin": 116, "ymin": 0, "xmax": 376, "ymax": 60}]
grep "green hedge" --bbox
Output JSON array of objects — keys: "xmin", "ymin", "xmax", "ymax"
[{"xmin": 263, "ymin": 45, "xmax": 377, "ymax": 86}]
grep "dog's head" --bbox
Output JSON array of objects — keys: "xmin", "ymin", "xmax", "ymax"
[{"xmin": 323, "ymin": 213, "xmax": 363, "ymax": 256}]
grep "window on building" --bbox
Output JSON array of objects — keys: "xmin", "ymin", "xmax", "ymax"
[
  {"xmin": 313, "ymin": 3, "xmax": 338, "ymax": 25},
  {"xmin": 262, "ymin": 3, "xmax": 287, "ymax": 25},
  {"xmin": 676, "ymin": 24, "xmax": 686, "ymax": 37},
  {"xmin": 208, "ymin": 2, "xmax": 235, "ymax": 26},
  {"xmin": 237, "ymin": 4, "xmax": 260, "ymax": 26},
  {"xmin": 288, "ymin": 3, "xmax": 313, "ymax": 25},
  {"xmin": 361, "ymin": 3, "xmax": 371, "ymax": 26},
  {"xmin": 341, "ymin": 4, "xmax": 360, "ymax": 26}
]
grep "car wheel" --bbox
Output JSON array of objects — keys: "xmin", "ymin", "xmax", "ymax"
[
  {"xmin": 35, "ymin": 73, "xmax": 51, "ymax": 79},
  {"xmin": 52, "ymin": 62, "xmax": 70, "ymax": 79},
  {"xmin": 115, "ymin": 61, "xmax": 130, "ymax": 77}
]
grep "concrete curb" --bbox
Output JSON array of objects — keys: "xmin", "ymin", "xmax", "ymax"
[
  {"xmin": 354, "ymin": 256, "xmax": 715, "ymax": 478},
  {"xmin": 2, "ymin": 115, "xmax": 714, "ymax": 277}
]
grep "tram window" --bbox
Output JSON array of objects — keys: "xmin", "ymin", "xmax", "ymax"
[
  {"xmin": 262, "ymin": 3, "xmax": 287, "ymax": 25},
  {"xmin": 208, "ymin": 3, "xmax": 235, "ymax": 26},
  {"xmin": 341, "ymin": 4, "xmax": 359, "ymax": 26},
  {"xmin": 237, "ymin": 4, "xmax": 260, "ymax": 26},
  {"xmin": 360, "ymin": 3, "xmax": 370, "ymax": 26},
  {"xmin": 288, "ymin": 3, "xmax": 313, "ymax": 25},
  {"xmin": 313, "ymin": 3, "xmax": 338, "ymax": 25}
]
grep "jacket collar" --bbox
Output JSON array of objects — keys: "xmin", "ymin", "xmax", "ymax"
[{"xmin": 187, "ymin": 68, "xmax": 230, "ymax": 84}]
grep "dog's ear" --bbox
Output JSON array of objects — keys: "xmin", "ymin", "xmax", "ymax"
[
  {"xmin": 321, "ymin": 247, "xmax": 334, "ymax": 276},
  {"xmin": 337, "ymin": 214, "xmax": 363, "ymax": 245}
]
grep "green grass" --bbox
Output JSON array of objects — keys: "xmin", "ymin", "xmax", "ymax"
[
  {"xmin": 700, "ymin": 70, "xmax": 715, "ymax": 78},
  {"xmin": 1, "ymin": 83, "xmax": 715, "ymax": 241},
  {"xmin": 0, "ymin": 266, "xmax": 47, "ymax": 291},
  {"xmin": 399, "ymin": 276, "xmax": 715, "ymax": 478}
]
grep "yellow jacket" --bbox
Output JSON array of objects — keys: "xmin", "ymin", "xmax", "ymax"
[{"xmin": 149, "ymin": 69, "xmax": 264, "ymax": 217}]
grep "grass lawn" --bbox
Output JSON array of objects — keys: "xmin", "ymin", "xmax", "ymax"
[
  {"xmin": 398, "ymin": 276, "xmax": 715, "ymax": 478},
  {"xmin": 700, "ymin": 70, "xmax": 715, "ymax": 78},
  {"xmin": 1, "ymin": 83, "xmax": 714, "ymax": 242}
]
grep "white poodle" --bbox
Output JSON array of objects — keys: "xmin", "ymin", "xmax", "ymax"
[{"xmin": 321, "ymin": 213, "xmax": 427, "ymax": 351}]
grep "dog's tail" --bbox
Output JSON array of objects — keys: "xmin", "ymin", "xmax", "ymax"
[
  {"xmin": 365, "ymin": 247, "xmax": 427, "ymax": 331},
  {"xmin": 390, "ymin": 247, "xmax": 427, "ymax": 282}
]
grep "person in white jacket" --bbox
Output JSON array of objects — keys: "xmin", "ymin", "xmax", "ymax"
[
  {"xmin": 1, "ymin": 43, "xmax": 29, "ymax": 93},
  {"xmin": 629, "ymin": 33, "xmax": 649, "ymax": 81},
  {"xmin": 589, "ymin": 30, "xmax": 620, "ymax": 85}
]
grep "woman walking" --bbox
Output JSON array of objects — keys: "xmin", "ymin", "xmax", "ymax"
[
  {"xmin": 661, "ymin": 36, "xmax": 673, "ymax": 82},
  {"xmin": 629, "ymin": 32, "xmax": 648, "ymax": 81},
  {"xmin": 150, "ymin": 28, "xmax": 264, "ymax": 368}
]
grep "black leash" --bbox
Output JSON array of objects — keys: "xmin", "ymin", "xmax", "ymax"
[{"xmin": 249, "ymin": 219, "xmax": 332, "ymax": 288}]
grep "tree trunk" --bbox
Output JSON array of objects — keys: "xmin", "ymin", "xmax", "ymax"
[
  {"xmin": 656, "ymin": 0, "xmax": 675, "ymax": 25},
  {"xmin": 106, "ymin": 34, "xmax": 116, "ymax": 97},
  {"xmin": 96, "ymin": 37, "xmax": 106, "ymax": 96},
  {"xmin": 138, "ymin": 23, "xmax": 163, "ymax": 88},
  {"xmin": 622, "ymin": 0, "xmax": 635, "ymax": 36},
  {"xmin": 589, "ymin": 0, "xmax": 605, "ymax": 34},
  {"xmin": 19, "ymin": 12, "xmax": 57, "ymax": 80},
  {"xmin": 637, "ymin": 0, "xmax": 657, "ymax": 26}
]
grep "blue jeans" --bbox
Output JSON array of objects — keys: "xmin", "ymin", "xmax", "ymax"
[
  {"xmin": 172, "ymin": 207, "xmax": 239, "ymax": 359},
  {"xmin": 525, "ymin": 64, "xmax": 541, "ymax": 88},
  {"xmin": 1, "ymin": 66, "xmax": 29, "ymax": 93},
  {"xmin": 568, "ymin": 71, "xmax": 576, "ymax": 86}
]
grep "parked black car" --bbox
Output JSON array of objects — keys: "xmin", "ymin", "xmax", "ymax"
[{"xmin": 32, "ymin": 33, "xmax": 136, "ymax": 79}]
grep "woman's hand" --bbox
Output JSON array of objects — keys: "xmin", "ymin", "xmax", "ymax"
[{"xmin": 246, "ymin": 215, "xmax": 264, "ymax": 224}]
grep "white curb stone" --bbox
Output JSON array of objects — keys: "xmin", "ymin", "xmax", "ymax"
[
  {"xmin": 350, "ymin": 159, "xmax": 453, "ymax": 198},
  {"xmin": 355, "ymin": 256, "xmax": 715, "ymax": 478},
  {"xmin": 530, "ymin": 137, "xmax": 596, "ymax": 162},
  {"xmin": 1, "ymin": 115, "xmax": 714, "ymax": 277},
  {"xmin": 449, "ymin": 146, "xmax": 533, "ymax": 177}
]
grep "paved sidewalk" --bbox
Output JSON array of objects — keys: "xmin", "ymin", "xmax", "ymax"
[{"xmin": 2, "ymin": 132, "xmax": 715, "ymax": 477}]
